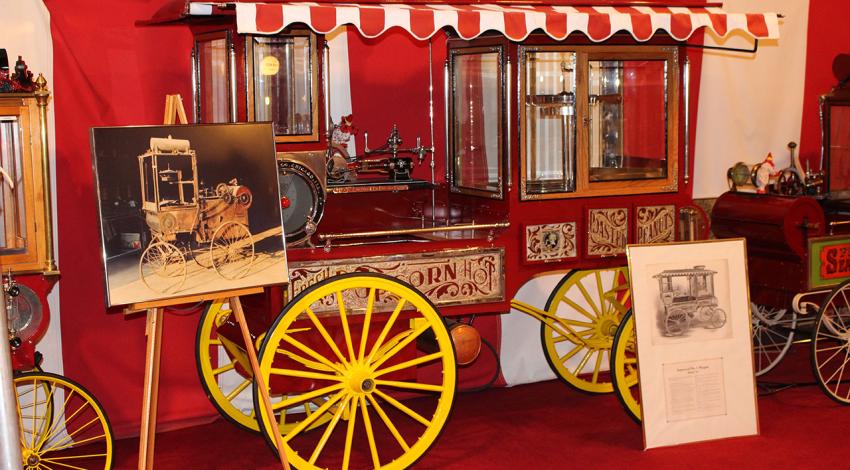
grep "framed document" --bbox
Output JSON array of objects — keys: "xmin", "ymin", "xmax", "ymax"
[{"xmin": 627, "ymin": 239, "xmax": 758, "ymax": 448}]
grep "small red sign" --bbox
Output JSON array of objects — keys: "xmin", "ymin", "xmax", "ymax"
[{"xmin": 820, "ymin": 243, "xmax": 850, "ymax": 279}]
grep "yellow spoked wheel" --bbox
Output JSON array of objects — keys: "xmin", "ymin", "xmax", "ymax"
[
  {"xmin": 15, "ymin": 372, "xmax": 114, "ymax": 469},
  {"xmin": 196, "ymin": 300, "xmax": 335, "ymax": 434},
  {"xmin": 196, "ymin": 299, "xmax": 259, "ymax": 432},
  {"xmin": 811, "ymin": 279, "xmax": 850, "ymax": 405},
  {"xmin": 610, "ymin": 310, "xmax": 641, "ymax": 422},
  {"xmin": 541, "ymin": 267, "xmax": 631, "ymax": 393},
  {"xmin": 254, "ymin": 273, "xmax": 457, "ymax": 470}
]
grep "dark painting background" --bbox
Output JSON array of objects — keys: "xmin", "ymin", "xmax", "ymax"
[{"xmin": 92, "ymin": 123, "xmax": 282, "ymax": 245}]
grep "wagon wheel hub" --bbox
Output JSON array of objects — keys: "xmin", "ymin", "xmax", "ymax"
[
  {"xmin": 22, "ymin": 449, "xmax": 37, "ymax": 465},
  {"xmin": 586, "ymin": 313, "xmax": 619, "ymax": 349},
  {"xmin": 346, "ymin": 366, "xmax": 376, "ymax": 394}
]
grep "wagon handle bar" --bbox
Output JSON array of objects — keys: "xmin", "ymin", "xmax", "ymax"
[{"xmin": 510, "ymin": 299, "xmax": 592, "ymax": 348}]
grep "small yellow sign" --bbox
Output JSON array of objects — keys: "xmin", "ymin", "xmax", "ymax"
[{"xmin": 260, "ymin": 56, "xmax": 280, "ymax": 76}]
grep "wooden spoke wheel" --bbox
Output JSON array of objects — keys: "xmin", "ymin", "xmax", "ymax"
[
  {"xmin": 210, "ymin": 222, "xmax": 255, "ymax": 280},
  {"xmin": 195, "ymin": 300, "xmax": 334, "ymax": 434},
  {"xmin": 254, "ymin": 273, "xmax": 456, "ymax": 470},
  {"xmin": 811, "ymin": 280, "xmax": 850, "ymax": 404},
  {"xmin": 15, "ymin": 372, "xmax": 114, "ymax": 470},
  {"xmin": 191, "ymin": 239, "xmax": 215, "ymax": 269},
  {"xmin": 541, "ymin": 267, "xmax": 631, "ymax": 394},
  {"xmin": 196, "ymin": 300, "xmax": 258, "ymax": 432},
  {"xmin": 705, "ymin": 308, "xmax": 726, "ymax": 329},
  {"xmin": 752, "ymin": 303, "xmax": 796, "ymax": 376},
  {"xmin": 610, "ymin": 310, "xmax": 641, "ymax": 422},
  {"xmin": 664, "ymin": 308, "xmax": 689, "ymax": 336},
  {"xmin": 139, "ymin": 241, "xmax": 187, "ymax": 293}
]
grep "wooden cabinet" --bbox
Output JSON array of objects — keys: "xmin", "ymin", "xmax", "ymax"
[{"xmin": 0, "ymin": 78, "xmax": 56, "ymax": 274}]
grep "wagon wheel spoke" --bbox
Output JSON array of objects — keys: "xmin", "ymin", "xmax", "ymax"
[{"xmin": 751, "ymin": 303, "xmax": 795, "ymax": 377}]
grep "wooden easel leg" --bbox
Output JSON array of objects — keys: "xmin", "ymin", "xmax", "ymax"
[
  {"xmin": 230, "ymin": 297, "xmax": 291, "ymax": 470},
  {"xmin": 138, "ymin": 307, "xmax": 163, "ymax": 470}
]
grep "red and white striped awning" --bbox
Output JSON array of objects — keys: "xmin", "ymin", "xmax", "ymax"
[{"xmin": 234, "ymin": 3, "xmax": 780, "ymax": 42}]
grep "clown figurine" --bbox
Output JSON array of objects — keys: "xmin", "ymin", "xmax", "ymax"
[{"xmin": 755, "ymin": 153, "xmax": 778, "ymax": 194}]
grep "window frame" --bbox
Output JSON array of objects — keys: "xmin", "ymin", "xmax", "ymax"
[
  {"xmin": 193, "ymin": 30, "xmax": 234, "ymax": 124},
  {"xmin": 447, "ymin": 44, "xmax": 507, "ymax": 200},
  {"xmin": 519, "ymin": 44, "xmax": 679, "ymax": 200},
  {"xmin": 245, "ymin": 30, "xmax": 320, "ymax": 143}
]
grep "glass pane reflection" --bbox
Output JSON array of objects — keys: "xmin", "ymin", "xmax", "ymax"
[
  {"xmin": 253, "ymin": 36, "xmax": 313, "ymax": 136},
  {"xmin": 588, "ymin": 59, "xmax": 667, "ymax": 182},
  {"xmin": 452, "ymin": 51, "xmax": 501, "ymax": 194},
  {"xmin": 0, "ymin": 117, "xmax": 27, "ymax": 253}
]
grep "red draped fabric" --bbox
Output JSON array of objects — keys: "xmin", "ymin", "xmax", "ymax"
[{"xmin": 43, "ymin": 0, "xmax": 212, "ymax": 438}]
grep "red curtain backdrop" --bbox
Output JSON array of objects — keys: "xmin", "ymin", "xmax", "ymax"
[{"xmin": 44, "ymin": 0, "xmax": 211, "ymax": 438}]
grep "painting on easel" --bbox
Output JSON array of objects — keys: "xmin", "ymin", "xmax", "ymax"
[{"xmin": 91, "ymin": 123, "xmax": 287, "ymax": 307}]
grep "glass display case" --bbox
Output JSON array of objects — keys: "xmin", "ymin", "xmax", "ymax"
[
  {"xmin": 0, "ymin": 78, "xmax": 55, "ymax": 273},
  {"xmin": 448, "ymin": 46, "xmax": 505, "ymax": 198},
  {"xmin": 246, "ymin": 31, "xmax": 319, "ymax": 142},
  {"xmin": 520, "ymin": 46, "xmax": 678, "ymax": 199}
]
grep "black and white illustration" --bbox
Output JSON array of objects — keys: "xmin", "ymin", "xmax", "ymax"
[
  {"xmin": 91, "ymin": 123, "xmax": 287, "ymax": 307},
  {"xmin": 649, "ymin": 260, "xmax": 733, "ymax": 345}
]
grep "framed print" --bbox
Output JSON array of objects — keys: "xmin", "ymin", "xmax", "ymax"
[
  {"xmin": 627, "ymin": 239, "xmax": 758, "ymax": 449},
  {"xmin": 91, "ymin": 123, "xmax": 288, "ymax": 307}
]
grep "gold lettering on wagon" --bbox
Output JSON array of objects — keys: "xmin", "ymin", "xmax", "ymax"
[
  {"xmin": 587, "ymin": 208, "xmax": 628, "ymax": 256},
  {"xmin": 289, "ymin": 249, "xmax": 505, "ymax": 314},
  {"xmin": 637, "ymin": 205, "xmax": 676, "ymax": 244}
]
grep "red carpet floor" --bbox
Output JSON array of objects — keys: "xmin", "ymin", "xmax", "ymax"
[{"xmin": 112, "ymin": 343, "xmax": 850, "ymax": 469}]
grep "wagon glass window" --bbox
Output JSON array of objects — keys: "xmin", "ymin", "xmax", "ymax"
[
  {"xmin": 251, "ymin": 35, "xmax": 315, "ymax": 138},
  {"xmin": 0, "ymin": 116, "xmax": 26, "ymax": 254},
  {"xmin": 829, "ymin": 105, "xmax": 850, "ymax": 193},
  {"xmin": 588, "ymin": 59, "xmax": 667, "ymax": 182},
  {"xmin": 522, "ymin": 50, "xmax": 577, "ymax": 194},
  {"xmin": 450, "ymin": 49, "xmax": 503, "ymax": 197},
  {"xmin": 196, "ymin": 34, "xmax": 230, "ymax": 124}
]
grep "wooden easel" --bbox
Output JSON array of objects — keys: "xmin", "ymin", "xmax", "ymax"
[{"xmin": 135, "ymin": 95, "xmax": 290, "ymax": 470}]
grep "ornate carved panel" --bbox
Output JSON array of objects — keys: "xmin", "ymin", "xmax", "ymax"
[
  {"xmin": 636, "ymin": 205, "xmax": 676, "ymax": 244},
  {"xmin": 525, "ymin": 223, "xmax": 577, "ymax": 263},
  {"xmin": 587, "ymin": 207, "xmax": 628, "ymax": 256},
  {"xmin": 289, "ymin": 248, "xmax": 504, "ymax": 314}
]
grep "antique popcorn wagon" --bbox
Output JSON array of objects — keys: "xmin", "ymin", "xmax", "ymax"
[
  {"xmin": 654, "ymin": 265, "xmax": 726, "ymax": 336},
  {"xmin": 137, "ymin": 136, "xmax": 256, "ymax": 292},
  {"xmin": 141, "ymin": 1, "xmax": 780, "ymax": 468}
]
